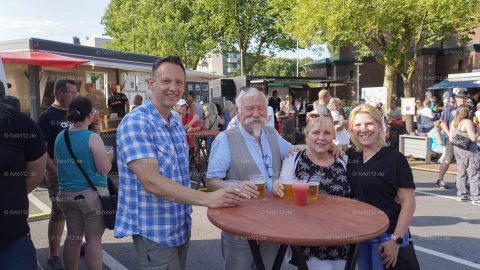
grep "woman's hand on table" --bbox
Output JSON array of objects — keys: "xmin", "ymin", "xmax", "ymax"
[
  {"xmin": 239, "ymin": 181, "xmax": 259, "ymax": 199},
  {"xmin": 206, "ymin": 188, "xmax": 242, "ymax": 208},
  {"xmin": 378, "ymin": 239, "xmax": 400, "ymax": 268},
  {"xmin": 272, "ymin": 179, "xmax": 284, "ymax": 198}
]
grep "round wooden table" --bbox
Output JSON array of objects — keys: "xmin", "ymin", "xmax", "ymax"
[{"xmin": 208, "ymin": 192, "xmax": 389, "ymax": 270}]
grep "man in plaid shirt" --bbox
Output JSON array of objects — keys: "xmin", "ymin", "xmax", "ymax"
[{"xmin": 115, "ymin": 56, "xmax": 241, "ymax": 270}]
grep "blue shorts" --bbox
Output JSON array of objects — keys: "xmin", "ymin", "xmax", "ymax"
[
  {"xmin": 357, "ymin": 230, "xmax": 410, "ymax": 270},
  {"xmin": 0, "ymin": 234, "xmax": 37, "ymax": 270}
]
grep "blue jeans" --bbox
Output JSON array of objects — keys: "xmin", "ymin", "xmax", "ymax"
[
  {"xmin": 357, "ymin": 231, "xmax": 410, "ymax": 270},
  {"xmin": 0, "ymin": 234, "xmax": 37, "ymax": 270}
]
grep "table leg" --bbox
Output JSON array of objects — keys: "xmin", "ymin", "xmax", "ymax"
[
  {"xmin": 344, "ymin": 244, "xmax": 359, "ymax": 270},
  {"xmin": 272, "ymin": 244, "xmax": 288, "ymax": 270},
  {"xmin": 248, "ymin": 240, "xmax": 266, "ymax": 270},
  {"xmin": 291, "ymin": 246, "xmax": 308, "ymax": 270}
]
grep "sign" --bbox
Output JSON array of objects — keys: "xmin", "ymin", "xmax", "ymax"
[
  {"xmin": 401, "ymin": 98, "xmax": 415, "ymax": 115},
  {"xmin": 361, "ymin": 87, "xmax": 387, "ymax": 107}
]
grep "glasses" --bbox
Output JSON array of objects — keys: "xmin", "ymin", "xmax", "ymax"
[
  {"xmin": 240, "ymin": 86, "xmax": 263, "ymax": 92},
  {"xmin": 262, "ymin": 154, "xmax": 273, "ymax": 178}
]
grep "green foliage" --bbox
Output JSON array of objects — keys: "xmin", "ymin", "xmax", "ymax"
[
  {"xmin": 251, "ymin": 57, "xmax": 314, "ymax": 76},
  {"xmin": 194, "ymin": 0, "xmax": 297, "ymax": 75},
  {"xmin": 102, "ymin": 0, "xmax": 216, "ymax": 69}
]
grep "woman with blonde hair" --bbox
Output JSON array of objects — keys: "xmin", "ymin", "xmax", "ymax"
[
  {"xmin": 327, "ymin": 98, "xmax": 349, "ymax": 150},
  {"xmin": 346, "ymin": 104, "xmax": 419, "ymax": 270},
  {"xmin": 449, "ymin": 104, "xmax": 479, "ymax": 204},
  {"xmin": 273, "ymin": 116, "xmax": 350, "ymax": 270}
]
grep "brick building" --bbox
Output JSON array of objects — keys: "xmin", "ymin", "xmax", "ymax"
[{"xmin": 304, "ymin": 26, "xmax": 480, "ymax": 101}]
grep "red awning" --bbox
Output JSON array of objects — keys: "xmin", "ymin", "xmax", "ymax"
[{"xmin": 0, "ymin": 51, "xmax": 88, "ymax": 69}]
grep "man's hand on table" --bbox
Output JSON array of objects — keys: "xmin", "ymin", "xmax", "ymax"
[
  {"xmin": 206, "ymin": 188, "xmax": 243, "ymax": 208},
  {"xmin": 239, "ymin": 181, "xmax": 259, "ymax": 199}
]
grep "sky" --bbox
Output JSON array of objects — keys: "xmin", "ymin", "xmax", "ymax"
[{"xmin": 0, "ymin": 0, "xmax": 328, "ymax": 60}]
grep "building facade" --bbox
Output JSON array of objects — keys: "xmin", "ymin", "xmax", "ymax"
[{"xmin": 197, "ymin": 51, "xmax": 241, "ymax": 77}]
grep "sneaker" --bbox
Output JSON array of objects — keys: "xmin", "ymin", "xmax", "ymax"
[
  {"xmin": 472, "ymin": 200, "xmax": 480, "ymax": 205},
  {"xmin": 46, "ymin": 256, "xmax": 64, "ymax": 270},
  {"xmin": 435, "ymin": 180, "xmax": 449, "ymax": 189},
  {"xmin": 457, "ymin": 195, "xmax": 471, "ymax": 202}
]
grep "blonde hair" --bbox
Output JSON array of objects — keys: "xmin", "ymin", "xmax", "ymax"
[
  {"xmin": 452, "ymin": 104, "xmax": 470, "ymax": 129},
  {"xmin": 304, "ymin": 116, "xmax": 336, "ymax": 139},
  {"xmin": 206, "ymin": 103, "xmax": 218, "ymax": 115},
  {"xmin": 224, "ymin": 100, "xmax": 234, "ymax": 112},
  {"xmin": 327, "ymin": 98, "xmax": 341, "ymax": 110},
  {"xmin": 348, "ymin": 104, "xmax": 388, "ymax": 152}
]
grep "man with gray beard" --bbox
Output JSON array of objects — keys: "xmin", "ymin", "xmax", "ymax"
[{"xmin": 206, "ymin": 86, "xmax": 293, "ymax": 270}]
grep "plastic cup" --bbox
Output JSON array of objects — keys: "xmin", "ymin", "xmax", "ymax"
[
  {"xmin": 280, "ymin": 177, "xmax": 296, "ymax": 200},
  {"xmin": 249, "ymin": 175, "xmax": 266, "ymax": 198},
  {"xmin": 223, "ymin": 180, "xmax": 241, "ymax": 192},
  {"xmin": 293, "ymin": 181, "xmax": 308, "ymax": 206},
  {"xmin": 307, "ymin": 182, "xmax": 319, "ymax": 200}
]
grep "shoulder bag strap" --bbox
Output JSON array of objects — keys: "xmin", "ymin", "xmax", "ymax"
[
  {"xmin": 209, "ymin": 115, "xmax": 218, "ymax": 130},
  {"xmin": 64, "ymin": 129, "xmax": 97, "ymax": 191}
]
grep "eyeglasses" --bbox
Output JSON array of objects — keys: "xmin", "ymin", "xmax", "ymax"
[
  {"xmin": 262, "ymin": 154, "xmax": 273, "ymax": 178},
  {"xmin": 240, "ymin": 86, "xmax": 263, "ymax": 92}
]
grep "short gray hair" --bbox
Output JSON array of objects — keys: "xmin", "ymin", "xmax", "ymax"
[{"xmin": 236, "ymin": 87, "xmax": 268, "ymax": 111}]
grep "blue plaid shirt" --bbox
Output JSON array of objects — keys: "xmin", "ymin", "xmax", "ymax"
[{"xmin": 114, "ymin": 99, "xmax": 192, "ymax": 247}]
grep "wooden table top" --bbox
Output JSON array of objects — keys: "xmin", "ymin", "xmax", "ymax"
[
  {"xmin": 187, "ymin": 130, "xmax": 221, "ymax": 137},
  {"xmin": 208, "ymin": 192, "xmax": 389, "ymax": 246}
]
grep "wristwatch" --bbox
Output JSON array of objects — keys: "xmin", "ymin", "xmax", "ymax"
[{"xmin": 390, "ymin": 234, "xmax": 404, "ymax": 245}]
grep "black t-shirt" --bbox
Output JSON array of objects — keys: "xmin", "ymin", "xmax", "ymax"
[
  {"xmin": 37, "ymin": 106, "xmax": 70, "ymax": 158},
  {"xmin": 108, "ymin": 93, "xmax": 129, "ymax": 117},
  {"xmin": 0, "ymin": 107, "xmax": 46, "ymax": 249},
  {"xmin": 346, "ymin": 147, "xmax": 415, "ymax": 233}
]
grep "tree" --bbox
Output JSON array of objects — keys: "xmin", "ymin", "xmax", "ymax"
[
  {"xmin": 251, "ymin": 56, "xmax": 314, "ymax": 76},
  {"xmin": 196, "ymin": 0, "xmax": 297, "ymax": 75},
  {"xmin": 285, "ymin": 0, "xmax": 480, "ymax": 132},
  {"xmin": 102, "ymin": 0, "xmax": 216, "ymax": 69}
]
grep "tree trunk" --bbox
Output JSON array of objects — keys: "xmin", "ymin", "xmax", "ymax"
[
  {"xmin": 383, "ymin": 65, "xmax": 397, "ymax": 116},
  {"xmin": 240, "ymin": 46, "xmax": 246, "ymax": 76},
  {"xmin": 402, "ymin": 72, "xmax": 415, "ymax": 133}
]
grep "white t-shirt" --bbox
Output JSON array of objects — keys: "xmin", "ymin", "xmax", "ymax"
[
  {"xmin": 420, "ymin": 107, "xmax": 434, "ymax": 126},
  {"xmin": 331, "ymin": 110, "xmax": 350, "ymax": 145},
  {"xmin": 267, "ymin": 106, "xmax": 275, "ymax": 128}
]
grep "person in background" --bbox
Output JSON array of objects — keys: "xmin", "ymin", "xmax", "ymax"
[
  {"xmin": 214, "ymin": 103, "xmax": 225, "ymax": 129},
  {"xmin": 347, "ymin": 104, "xmax": 419, "ymax": 270},
  {"xmin": 186, "ymin": 91, "xmax": 204, "ymax": 128},
  {"xmin": 388, "ymin": 100, "xmax": 405, "ymax": 149},
  {"xmin": 221, "ymin": 100, "xmax": 234, "ymax": 131},
  {"xmin": 436, "ymin": 88, "xmax": 471, "ymax": 189},
  {"xmin": 55, "ymin": 96, "xmax": 113, "ymax": 270},
  {"xmin": 176, "ymin": 99, "xmax": 200, "ymax": 151},
  {"xmin": 273, "ymin": 117, "xmax": 350, "ymax": 270},
  {"xmin": 38, "ymin": 79, "xmax": 78, "ymax": 270},
  {"xmin": 430, "ymin": 96, "xmax": 437, "ymax": 110},
  {"xmin": 115, "ymin": 56, "xmax": 240, "ymax": 270},
  {"xmin": 267, "ymin": 105, "xmax": 275, "ymax": 128},
  {"xmin": 268, "ymin": 90, "xmax": 281, "ymax": 130},
  {"xmin": 84, "ymin": 83, "xmax": 107, "ymax": 117},
  {"xmin": 328, "ymin": 98, "xmax": 349, "ymax": 150},
  {"xmin": 310, "ymin": 90, "xmax": 331, "ymax": 120},
  {"xmin": 442, "ymin": 90, "xmax": 451, "ymax": 108},
  {"xmin": 277, "ymin": 95, "xmax": 297, "ymax": 144},
  {"xmin": 428, "ymin": 121, "xmax": 447, "ymax": 164},
  {"xmin": 475, "ymin": 103, "xmax": 480, "ymax": 132},
  {"xmin": 0, "ymin": 82, "xmax": 21, "ymax": 111},
  {"xmin": 131, "ymin": 94, "xmax": 143, "ymax": 110},
  {"xmin": 375, "ymin": 102, "xmax": 387, "ymax": 134},
  {"xmin": 107, "ymin": 84, "xmax": 129, "ymax": 117},
  {"xmin": 432, "ymin": 102, "xmax": 442, "ymax": 121},
  {"xmin": 449, "ymin": 104, "xmax": 479, "ymax": 204},
  {"xmin": 204, "ymin": 103, "xmax": 224, "ymax": 154},
  {"xmin": 418, "ymin": 100, "xmax": 434, "ymax": 133},
  {"xmin": 0, "ymin": 102, "xmax": 47, "ymax": 270}
]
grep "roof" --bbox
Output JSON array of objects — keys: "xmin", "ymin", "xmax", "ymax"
[
  {"xmin": 427, "ymin": 72, "xmax": 480, "ymax": 90},
  {"xmin": 0, "ymin": 50, "xmax": 87, "ymax": 69}
]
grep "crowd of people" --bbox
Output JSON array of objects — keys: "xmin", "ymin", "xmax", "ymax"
[{"xmin": 2, "ymin": 54, "xmax": 479, "ymax": 270}]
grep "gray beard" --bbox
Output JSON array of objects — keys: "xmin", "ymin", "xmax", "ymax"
[{"xmin": 252, "ymin": 126, "xmax": 262, "ymax": 138}]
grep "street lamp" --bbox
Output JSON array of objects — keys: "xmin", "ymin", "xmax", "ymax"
[{"xmin": 353, "ymin": 62, "xmax": 363, "ymax": 103}]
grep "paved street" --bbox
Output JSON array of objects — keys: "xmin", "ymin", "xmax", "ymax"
[{"xmin": 28, "ymin": 169, "xmax": 479, "ymax": 270}]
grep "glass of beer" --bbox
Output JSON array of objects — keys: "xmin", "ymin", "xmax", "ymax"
[
  {"xmin": 308, "ymin": 182, "xmax": 319, "ymax": 200},
  {"xmin": 249, "ymin": 175, "xmax": 266, "ymax": 198},
  {"xmin": 280, "ymin": 176, "xmax": 296, "ymax": 200}
]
